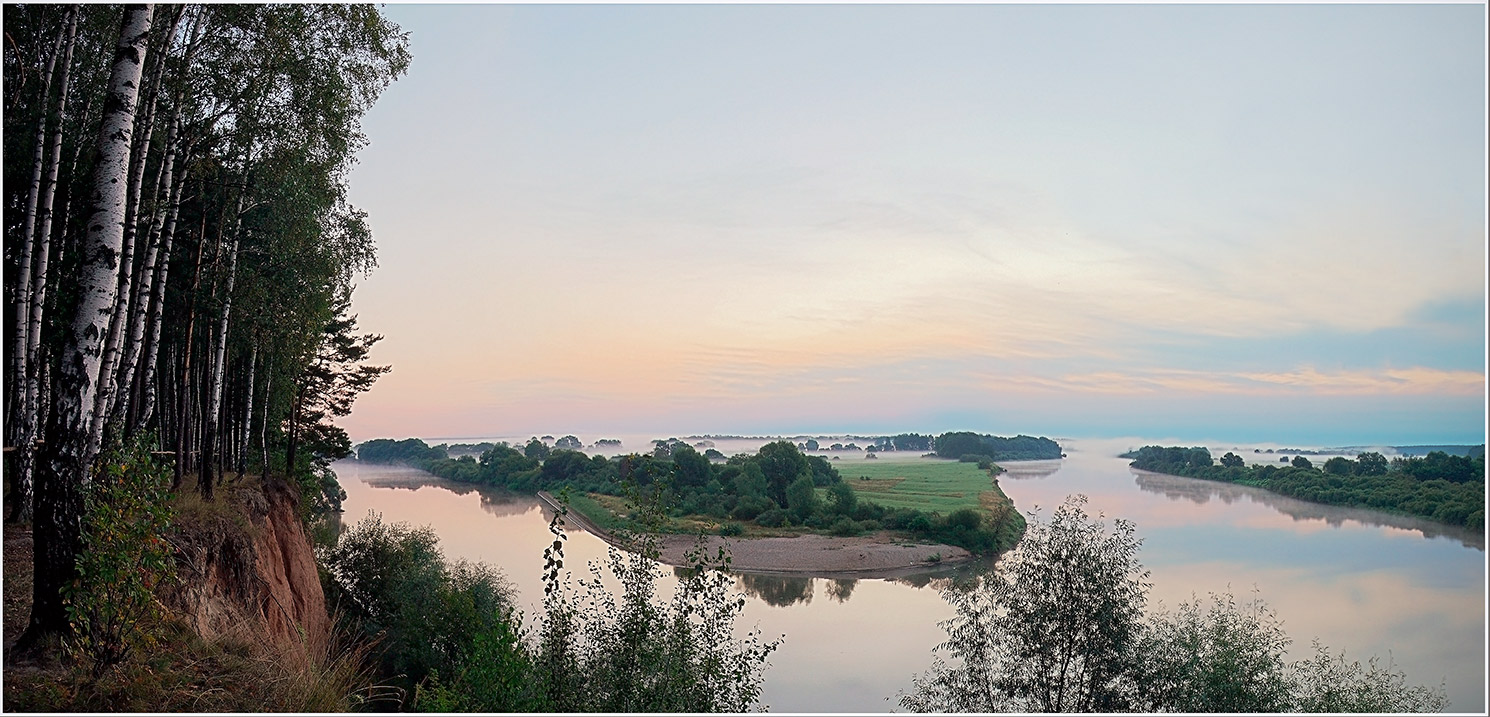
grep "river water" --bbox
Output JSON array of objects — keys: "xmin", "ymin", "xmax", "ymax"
[{"xmin": 332, "ymin": 436, "xmax": 1484, "ymax": 712}]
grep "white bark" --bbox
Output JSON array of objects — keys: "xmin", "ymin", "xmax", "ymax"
[
  {"xmin": 63, "ymin": 2, "xmax": 154, "ymax": 467},
  {"xmin": 29, "ymin": 2, "xmax": 154, "ymax": 644},
  {"xmin": 115, "ymin": 111, "xmax": 181, "ymax": 427},
  {"xmin": 9, "ymin": 16, "xmax": 65, "ymax": 444},
  {"xmin": 10, "ymin": 8, "xmax": 80, "ymax": 523},
  {"xmin": 200, "ymin": 214, "xmax": 243, "ymax": 498},
  {"xmin": 237, "ymin": 345, "xmax": 256, "ymax": 475},
  {"xmin": 130, "ymin": 161, "xmax": 186, "ymax": 435}
]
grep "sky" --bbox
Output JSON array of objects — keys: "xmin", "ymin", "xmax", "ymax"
[{"xmin": 340, "ymin": 3, "xmax": 1487, "ymax": 447}]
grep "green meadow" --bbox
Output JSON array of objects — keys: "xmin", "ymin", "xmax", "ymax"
[{"xmin": 837, "ymin": 459, "xmax": 1008, "ymax": 515}]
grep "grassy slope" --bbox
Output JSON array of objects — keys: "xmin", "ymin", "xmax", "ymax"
[{"xmin": 837, "ymin": 459, "xmax": 1005, "ymax": 514}]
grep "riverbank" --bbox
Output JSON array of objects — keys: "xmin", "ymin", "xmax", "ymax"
[{"xmin": 537, "ymin": 491, "xmax": 974, "ymax": 577}]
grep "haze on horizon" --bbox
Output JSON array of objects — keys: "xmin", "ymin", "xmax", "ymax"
[{"xmin": 341, "ymin": 4, "xmax": 1486, "ymax": 447}]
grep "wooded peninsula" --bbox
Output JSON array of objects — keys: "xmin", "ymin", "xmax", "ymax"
[
  {"xmin": 1125, "ymin": 445, "xmax": 1485, "ymax": 530},
  {"xmin": 354, "ymin": 431, "xmax": 1051, "ymax": 555}
]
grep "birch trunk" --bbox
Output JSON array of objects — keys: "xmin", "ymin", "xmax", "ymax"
[
  {"xmin": 8, "ymin": 17, "xmax": 65, "ymax": 444},
  {"xmin": 173, "ymin": 213, "xmax": 208, "ymax": 490},
  {"xmin": 237, "ymin": 345, "xmax": 256, "ymax": 476},
  {"xmin": 200, "ymin": 222, "xmax": 242, "ymax": 501},
  {"xmin": 260, "ymin": 368, "xmax": 272, "ymax": 480},
  {"xmin": 130, "ymin": 158, "xmax": 188, "ymax": 435},
  {"xmin": 22, "ymin": 3, "xmax": 155, "ymax": 650},
  {"xmin": 115, "ymin": 111, "xmax": 181, "ymax": 428},
  {"xmin": 9, "ymin": 9, "xmax": 80, "ymax": 524}
]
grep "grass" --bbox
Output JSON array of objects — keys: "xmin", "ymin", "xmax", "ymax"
[
  {"xmin": 570, "ymin": 492, "xmax": 808, "ymax": 539},
  {"xmin": 838, "ymin": 459, "xmax": 1005, "ymax": 515}
]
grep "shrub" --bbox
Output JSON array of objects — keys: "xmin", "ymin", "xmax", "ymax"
[
  {"xmin": 829, "ymin": 516, "xmax": 861, "ymax": 537},
  {"xmin": 730, "ymin": 494, "xmax": 773, "ymax": 521},
  {"xmin": 755, "ymin": 509, "xmax": 788, "ymax": 528},
  {"xmin": 319, "ymin": 513, "xmax": 517, "ymax": 707},
  {"xmin": 719, "ymin": 522, "xmax": 745, "ymax": 537},
  {"xmin": 64, "ymin": 438, "xmax": 177, "ymax": 677}
]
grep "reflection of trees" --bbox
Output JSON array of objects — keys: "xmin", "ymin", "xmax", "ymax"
[
  {"xmin": 736, "ymin": 574, "xmax": 814, "ymax": 607},
  {"xmin": 1133, "ymin": 469, "xmax": 1486, "ymax": 551},
  {"xmin": 478, "ymin": 492, "xmax": 537, "ymax": 519},
  {"xmin": 998, "ymin": 460, "xmax": 1063, "ymax": 481},
  {"xmin": 825, "ymin": 578, "xmax": 856, "ymax": 603}
]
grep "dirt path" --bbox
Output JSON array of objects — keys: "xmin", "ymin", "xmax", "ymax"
[{"xmin": 537, "ymin": 491, "xmax": 970, "ymax": 578}]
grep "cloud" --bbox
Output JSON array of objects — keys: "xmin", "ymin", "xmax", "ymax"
[{"xmin": 1006, "ymin": 365, "xmax": 1483, "ymax": 397}]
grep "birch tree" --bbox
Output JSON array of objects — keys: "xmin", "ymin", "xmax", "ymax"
[{"xmin": 20, "ymin": 3, "xmax": 155, "ymax": 649}]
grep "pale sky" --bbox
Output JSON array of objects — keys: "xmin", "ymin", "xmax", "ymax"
[{"xmin": 341, "ymin": 3, "xmax": 1487, "ymax": 446}]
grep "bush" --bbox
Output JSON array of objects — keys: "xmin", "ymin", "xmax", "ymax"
[
  {"xmin": 945, "ymin": 508, "xmax": 982, "ymax": 532},
  {"xmin": 829, "ymin": 516, "xmax": 861, "ymax": 537},
  {"xmin": 755, "ymin": 508, "xmax": 788, "ymax": 528},
  {"xmin": 730, "ymin": 494, "xmax": 774, "ymax": 521},
  {"xmin": 64, "ymin": 438, "xmax": 177, "ymax": 676},
  {"xmin": 319, "ymin": 513, "xmax": 517, "ymax": 707},
  {"xmin": 900, "ymin": 495, "xmax": 1448, "ymax": 714},
  {"xmin": 719, "ymin": 522, "xmax": 745, "ymax": 537}
]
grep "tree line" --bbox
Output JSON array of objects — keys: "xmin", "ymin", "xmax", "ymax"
[
  {"xmin": 356, "ymin": 436, "xmax": 1024, "ymax": 553},
  {"xmin": 4, "ymin": 3, "xmax": 407, "ymax": 651},
  {"xmin": 1126, "ymin": 446, "xmax": 1485, "ymax": 530},
  {"xmin": 933, "ymin": 431, "xmax": 1063, "ymax": 461}
]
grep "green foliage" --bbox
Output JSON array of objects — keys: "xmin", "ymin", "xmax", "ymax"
[
  {"xmin": 413, "ymin": 620, "xmax": 545, "ymax": 712},
  {"xmin": 1137, "ymin": 591, "xmax": 1293, "ymax": 712},
  {"xmin": 63, "ymin": 438, "xmax": 177, "ymax": 677},
  {"xmin": 524, "ymin": 438, "xmax": 551, "ymax": 461},
  {"xmin": 785, "ymin": 474, "xmax": 821, "ymax": 522},
  {"xmin": 318, "ymin": 513, "xmax": 517, "ymax": 707},
  {"xmin": 719, "ymin": 522, "xmax": 745, "ymax": 537},
  {"xmin": 901, "ymin": 495, "xmax": 1450, "ymax": 714},
  {"xmin": 826, "ymin": 481, "xmax": 857, "ymax": 515},
  {"xmin": 356, "ymin": 437, "xmax": 448, "ymax": 464},
  {"xmin": 935, "ymin": 432, "xmax": 1062, "ymax": 461},
  {"xmin": 1289, "ymin": 640, "xmax": 1449, "ymax": 712},
  {"xmin": 902, "ymin": 495, "xmax": 1149, "ymax": 712},
  {"xmin": 757, "ymin": 440, "xmax": 809, "ymax": 506},
  {"xmin": 530, "ymin": 500, "xmax": 780, "ymax": 711},
  {"xmin": 755, "ymin": 508, "xmax": 788, "ymax": 528}
]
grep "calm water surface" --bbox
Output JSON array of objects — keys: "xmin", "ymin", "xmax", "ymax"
[{"xmin": 333, "ymin": 436, "xmax": 1485, "ymax": 712}]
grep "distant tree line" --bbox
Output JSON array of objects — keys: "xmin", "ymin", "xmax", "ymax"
[
  {"xmin": 933, "ymin": 432, "xmax": 1063, "ymax": 461},
  {"xmin": 1127, "ymin": 446, "xmax": 1485, "ymax": 530},
  {"xmin": 355, "ymin": 437, "xmax": 1022, "ymax": 554}
]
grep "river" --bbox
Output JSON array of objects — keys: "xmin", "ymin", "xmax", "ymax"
[{"xmin": 333, "ymin": 436, "xmax": 1484, "ymax": 712}]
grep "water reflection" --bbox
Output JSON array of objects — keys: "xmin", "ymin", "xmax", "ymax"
[
  {"xmin": 1132, "ymin": 469, "xmax": 1485, "ymax": 551},
  {"xmin": 826, "ymin": 578, "xmax": 856, "ymax": 603},
  {"xmin": 997, "ymin": 459, "xmax": 1064, "ymax": 480},
  {"xmin": 737, "ymin": 573, "xmax": 815, "ymax": 607}
]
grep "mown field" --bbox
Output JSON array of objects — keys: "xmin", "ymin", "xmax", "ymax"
[{"xmin": 836, "ymin": 459, "xmax": 1008, "ymax": 515}]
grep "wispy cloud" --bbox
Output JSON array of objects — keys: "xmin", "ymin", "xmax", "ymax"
[{"xmin": 1006, "ymin": 366, "xmax": 1484, "ymax": 397}]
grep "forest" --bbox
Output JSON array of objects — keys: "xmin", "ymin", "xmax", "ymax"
[
  {"xmin": 4, "ymin": 2, "xmax": 405, "ymax": 654},
  {"xmin": 355, "ymin": 436, "xmax": 1024, "ymax": 554},
  {"xmin": 1126, "ymin": 446, "xmax": 1485, "ymax": 530}
]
